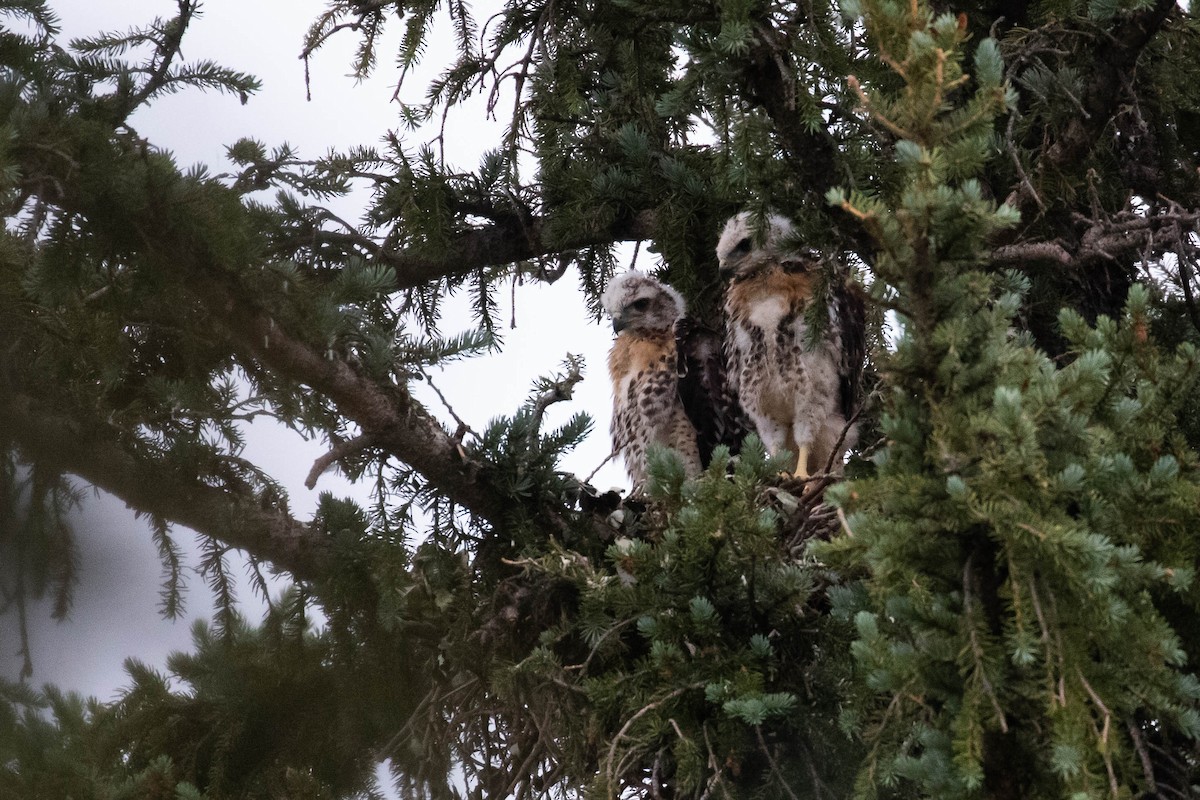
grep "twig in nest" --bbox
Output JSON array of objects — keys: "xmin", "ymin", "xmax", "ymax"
[
  {"xmin": 305, "ymin": 433, "xmax": 377, "ymax": 489},
  {"xmin": 1160, "ymin": 194, "xmax": 1200, "ymax": 336},
  {"xmin": 756, "ymin": 726, "xmax": 802, "ymax": 800},
  {"xmin": 1127, "ymin": 718, "xmax": 1159, "ymax": 796},
  {"xmin": 822, "ymin": 405, "xmax": 863, "ymax": 475}
]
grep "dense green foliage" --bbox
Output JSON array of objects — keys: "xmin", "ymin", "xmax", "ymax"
[{"xmin": 5, "ymin": 0, "xmax": 1200, "ymax": 798}]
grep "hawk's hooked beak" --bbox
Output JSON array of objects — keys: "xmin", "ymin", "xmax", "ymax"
[
  {"xmin": 612, "ymin": 314, "xmax": 631, "ymax": 333},
  {"xmin": 720, "ymin": 236, "xmax": 754, "ymax": 280}
]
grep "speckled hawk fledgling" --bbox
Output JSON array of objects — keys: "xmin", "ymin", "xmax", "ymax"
[
  {"xmin": 717, "ymin": 211, "xmax": 866, "ymax": 477},
  {"xmin": 601, "ymin": 271, "xmax": 703, "ymax": 487}
]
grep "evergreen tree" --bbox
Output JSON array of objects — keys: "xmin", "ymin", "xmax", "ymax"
[{"xmin": 4, "ymin": 0, "xmax": 1200, "ymax": 798}]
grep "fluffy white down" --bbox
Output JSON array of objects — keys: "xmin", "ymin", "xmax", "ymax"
[
  {"xmin": 601, "ymin": 270, "xmax": 686, "ymax": 320},
  {"xmin": 715, "ymin": 211, "xmax": 796, "ymax": 270}
]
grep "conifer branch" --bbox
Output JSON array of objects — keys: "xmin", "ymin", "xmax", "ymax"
[
  {"xmin": 423, "ymin": 374, "xmax": 477, "ymax": 443},
  {"xmin": 1171, "ymin": 227, "xmax": 1200, "ymax": 336},
  {"xmin": 738, "ymin": 18, "xmax": 846, "ymax": 204},
  {"xmin": 13, "ymin": 135, "xmax": 592, "ymax": 569},
  {"xmin": 963, "ymin": 552, "xmax": 1009, "ymax": 734},
  {"xmin": 117, "ymin": 0, "xmax": 199, "ymax": 121},
  {"xmin": 10, "ymin": 571, "xmax": 33, "ymax": 680},
  {"xmin": 380, "ymin": 209, "xmax": 657, "ymax": 290},
  {"xmin": 527, "ymin": 357, "xmax": 585, "ymax": 434},
  {"xmin": 755, "ymin": 725, "xmax": 802, "ymax": 800},
  {"xmin": 583, "ymin": 452, "xmax": 615, "ymax": 485},
  {"xmin": 604, "ymin": 684, "xmax": 700, "ymax": 795},
  {"xmin": 18, "ymin": 135, "xmax": 536, "ymax": 532},
  {"xmin": 187, "ymin": 277, "xmax": 509, "ymax": 524},
  {"xmin": 0, "ymin": 392, "xmax": 334, "ymax": 583}
]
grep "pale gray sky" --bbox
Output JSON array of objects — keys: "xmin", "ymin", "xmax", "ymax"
[{"xmin": 5, "ymin": 0, "xmax": 626, "ymax": 707}]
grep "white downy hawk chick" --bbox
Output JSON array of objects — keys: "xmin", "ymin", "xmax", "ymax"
[
  {"xmin": 601, "ymin": 271, "xmax": 703, "ymax": 488},
  {"xmin": 716, "ymin": 211, "xmax": 865, "ymax": 478}
]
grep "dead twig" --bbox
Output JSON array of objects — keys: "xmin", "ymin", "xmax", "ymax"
[{"xmin": 305, "ymin": 433, "xmax": 378, "ymax": 490}]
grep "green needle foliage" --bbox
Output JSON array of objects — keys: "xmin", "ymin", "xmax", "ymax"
[
  {"xmin": 821, "ymin": 1, "xmax": 1200, "ymax": 797},
  {"xmin": 508, "ymin": 441, "xmax": 858, "ymax": 798}
]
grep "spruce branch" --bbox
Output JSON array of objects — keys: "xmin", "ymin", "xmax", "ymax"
[
  {"xmin": 604, "ymin": 684, "xmax": 701, "ymax": 796},
  {"xmin": 756, "ymin": 725, "xmax": 802, "ymax": 800},
  {"xmin": 963, "ymin": 551, "xmax": 1009, "ymax": 734},
  {"xmin": 1127, "ymin": 719, "xmax": 1159, "ymax": 796},
  {"xmin": 1158, "ymin": 194, "xmax": 1200, "ymax": 336},
  {"xmin": 380, "ymin": 208, "xmax": 657, "ymax": 291},
  {"xmin": 14, "ymin": 128, "xmax": 531, "ymax": 531},
  {"xmin": 188, "ymin": 276, "xmax": 508, "ymax": 523},
  {"xmin": 582, "ymin": 452, "xmax": 615, "ymax": 485},
  {"xmin": 1003, "ymin": 112, "xmax": 1046, "ymax": 214},
  {"xmin": 149, "ymin": 514, "xmax": 186, "ymax": 619},
  {"xmin": 15, "ymin": 606, "xmax": 33, "ymax": 682},
  {"xmin": 0, "ymin": 392, "xmax": 334, "ymax": 583},
  {"xmin": 737, "ymin": 12, "xmax": 847, "ymax": 205},
  {"xmin": 115, "ymin": 0, "xmax": 195, "ymax": 119}
]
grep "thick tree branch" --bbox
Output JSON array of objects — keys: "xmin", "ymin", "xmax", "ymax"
[
  {"xmin": 15, "ymin": 136, "xmax": 624, "ymax": 586},
  {"xmin": 184, "ymin": 276, "xmax": 510, "ymax": 524},
  {"xmin": 0, "ymin": 392, "xmax": 333, "ymax": 583},
  {"xmin": 990, "ymin": 208, "xmax": 1200, "ymax": 268},
  {"xmin": 379, "ymin": 209, "xmax": 657, "ymax": 291},
  {"xmin": 19, "ymin": 130, "xmax": 524, "ymax": 531}
]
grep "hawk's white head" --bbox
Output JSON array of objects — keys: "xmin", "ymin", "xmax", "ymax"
[
  {"xmin": 601, "ymin": 271, "xmax": 686, "ymax": 334},
  {"xmin": 715, "ymin": 211, "xmax": 797, "ymax": 279}
]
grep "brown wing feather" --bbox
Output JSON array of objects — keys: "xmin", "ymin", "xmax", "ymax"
[
  {"xmin": 675, "ymin": 315, "xmax": 754, "ymax": 465},
  {"xmin": 835, "ymin": 279, "xmax": 868, "ymax": 421},
  {"xmin": 783, "ymin": 252, "xmax": 867, "ymax": 422}
]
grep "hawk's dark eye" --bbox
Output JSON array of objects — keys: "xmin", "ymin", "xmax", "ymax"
[
  {"xmin": 629, "ymin": 298, "xmax": 652, "ymax": 312},
  {"xmin": 732, "ymin": 237, "xmax": 752, "ymax": 255}
]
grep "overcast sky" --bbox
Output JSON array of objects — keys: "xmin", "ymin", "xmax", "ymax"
[{"xmin": 4, "ymin": 0, "xmax": 627, "ymax": 707}]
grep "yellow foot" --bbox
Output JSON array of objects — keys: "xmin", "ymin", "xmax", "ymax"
[{"xmin": 794, "ymin": 446, "xmax": 810, "ymax": 480}]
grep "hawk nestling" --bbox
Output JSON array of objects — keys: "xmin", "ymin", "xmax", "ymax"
[
  {"xmin": 602, "ymin": 271, "xmax": 702, "ymax": 488},
  {"xmin": 717, "ymin": 211, "xmax": 865, "ymax": 477}
]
